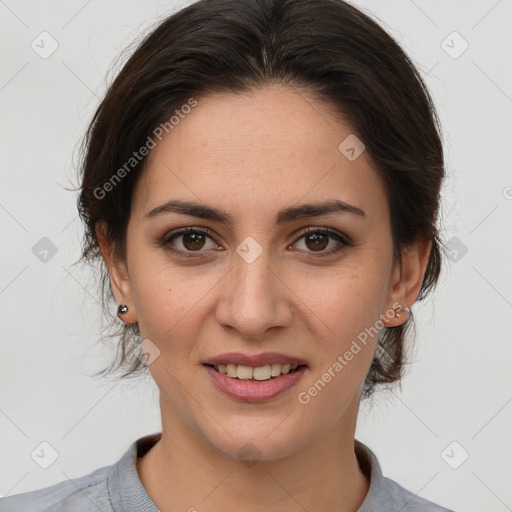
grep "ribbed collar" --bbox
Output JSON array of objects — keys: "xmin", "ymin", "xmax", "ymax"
[
  {"xmin": 354, "ymin": 438, "xmax": 385, "ymax": 511},
  {"xmin": 107, "ymin": 433, "xmax": 384, "ymax": 512},
  {"xmin": 107, "ymin": 433, "xmax": 162, "ymax": 512}
]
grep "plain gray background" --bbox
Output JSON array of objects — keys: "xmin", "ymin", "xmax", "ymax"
[{"xmin": 1, "ymin": 1, "xmax": 511, "ymax": 510}]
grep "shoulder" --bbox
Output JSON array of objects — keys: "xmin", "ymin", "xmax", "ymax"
[
  {"xmin": 380, "ymin": 476, "xmax": 455, "ymax": 511},
  {"xmin": 355, "ymin": 439, "xmax": 456, "ymax": 512},
  {"xmin": 0, "ymin": 433, "xmax": 160, "ymax": 512},
  {"xmin": 0, "ymin": 464, "xmax": 113, "ymax": 512}
]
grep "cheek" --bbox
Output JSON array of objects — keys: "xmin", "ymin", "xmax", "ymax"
[
  {"xmin": 129, "ymin": 256, "xmax": 219, "ymax": 355},
  {"xmin": 291, "ymin": 258, "xmax": 389, "ymax": 397},
  {"xmin": 292, "ymin": 257, "xmax": 389, "ymax": 340},
  {"xmin": 135, "ymin": 279, "xmax": 195, "ymax": 340}
]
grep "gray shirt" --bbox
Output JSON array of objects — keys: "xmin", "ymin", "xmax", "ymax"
[{"xmin": 0, "ymin": 433, "xmax": 455, "ymax": 511}]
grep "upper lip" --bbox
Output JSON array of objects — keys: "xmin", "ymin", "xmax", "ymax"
[{"xmin": 203, "ymin": 352, "xmax": 308, "ymax": 367}]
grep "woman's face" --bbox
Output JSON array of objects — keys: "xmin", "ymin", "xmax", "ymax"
[{"xmin": 103, "ymin": 86, "xmax": 427, "ymax": 461}]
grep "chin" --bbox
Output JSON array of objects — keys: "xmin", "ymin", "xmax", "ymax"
[{"xmin": 198, "ymin": 414, "xmax": 310, "ymax": 464}]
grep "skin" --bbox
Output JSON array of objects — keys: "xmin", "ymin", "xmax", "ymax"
[{"xmin": 97, "ymin": 85, "xmax": 431, "ymax": 512}]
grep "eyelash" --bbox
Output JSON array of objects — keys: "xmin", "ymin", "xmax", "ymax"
[{"xmin": 160, "ymin": 226, "xmax": 352, "ymax": 259}]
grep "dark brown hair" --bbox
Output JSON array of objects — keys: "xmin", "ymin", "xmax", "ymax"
[{"xmin": 76, "ymin": 0, "xmax": 446, "ymax": 399}]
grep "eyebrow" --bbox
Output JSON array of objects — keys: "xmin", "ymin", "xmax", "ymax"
[{"xmin": 145, "ymin": 199, "xmax": 366, "ymax": 225}]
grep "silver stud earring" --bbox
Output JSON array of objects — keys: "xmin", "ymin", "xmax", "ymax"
[
  {"xmin": 117, "ymin": 304, "xmax": 129, "ymax": 315},
  {"xmin": 395, "ymin": 305, "xmax": 410, "ymax": 318}
]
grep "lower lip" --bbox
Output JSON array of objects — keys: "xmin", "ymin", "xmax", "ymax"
[{"xmin": 204, "ymin": 365, "xmax": 307, "ymax": 403}]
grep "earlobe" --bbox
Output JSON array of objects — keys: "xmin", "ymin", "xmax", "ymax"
[
  {"xmin": 95, "ymin": 221, "xmax": 138, "ymax": 324},
  {"xmin": 382, "ymin": 238, "xmax": 432, "ymax": 327}
]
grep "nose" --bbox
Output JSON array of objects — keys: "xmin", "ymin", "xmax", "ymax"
[{"xmin": 215, "ymin": 247, "xmax": 293, "ymax": 339}]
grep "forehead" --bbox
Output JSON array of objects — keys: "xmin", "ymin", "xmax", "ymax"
[{"xmin": 132, "ymin": 86, "xmax": 388, "ymax": 226}]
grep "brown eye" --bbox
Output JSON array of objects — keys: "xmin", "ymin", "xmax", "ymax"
[
  {"xmin": 182, "ymin": 231, "xmax": 207, "ymax": 251},
  {"xmin": 163, "ymin": 228, "xmax": 218, "ymax": 256},
  {"xmin": 292, "ymin": 228, "xmax": 350, "ymax": 256},
  {"xmin": 303, "ymin": 232, "xmax": 329, "ymax": 251}
]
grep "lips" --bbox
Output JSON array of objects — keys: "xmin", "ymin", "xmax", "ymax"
[
  {"xmin": 204, "ymin": 364, "xmax": 307, "ymax": 402},
  {"xmin": 202, "ymin": 352, "xmax": 309, "ymax": 402}
]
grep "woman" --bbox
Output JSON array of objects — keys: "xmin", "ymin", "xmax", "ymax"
[{"xmin": 0, "ymin": 0, "xmax": 455, "ymax": 510}]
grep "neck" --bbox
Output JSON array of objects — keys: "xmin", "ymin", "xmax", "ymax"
[{"xmin": 137, "ymin": 394, "xmax": 370, "ymax": 512}]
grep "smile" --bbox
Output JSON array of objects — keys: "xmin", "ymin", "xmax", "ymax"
[
  {"xmin": 209, "ymin": 363, "xmax": 302, "ymax": 381},
  {"xmin": 204, "ymin": 363, "xmax": 308, "ymax": 403}
]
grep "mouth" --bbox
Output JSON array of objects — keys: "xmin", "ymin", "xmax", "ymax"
[
  {"xmin": 205, "ymin": 362, "xmax": 306, "ymax": 381},
  {"xmin": 202, "ymin": 353, "xmax": 309, "ymax": 402}
]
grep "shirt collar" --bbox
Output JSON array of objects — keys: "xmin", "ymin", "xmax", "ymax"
[
  {"xmin": 107, "ymin": 433, "xmax": 383, "ymax": 512},
  {"xmin": 354, "ymin": 438, "xmax": 386, "ymax": 511},
  {"xmin": 107, "ymin": 432, "xmax": 162, "ymax": 512}
]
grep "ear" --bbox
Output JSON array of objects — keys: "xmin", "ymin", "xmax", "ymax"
[
  {"xmin": 96, "ymin": 221, "xmax": 138, "ymax": 324},
  {"xmin": 382, "ymin": 238, "xmax": 432, "ymax": 327}
]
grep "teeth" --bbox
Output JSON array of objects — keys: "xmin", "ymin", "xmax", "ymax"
[
  {"xmin": 237, "ymin": 365, "xmax": 253, "ymax": 380},
  {"xmin": 214, "ymin": 363, "xmax": 301, "ymax": 380},
  {"xmin": 226, "ymin": 364, "xmax": 237, "ymax": 378},
  {"xmin": 253, "ymin": 365, "xmax": 272, "ymax": 380},
  {"xmin": 270, "ymin": 364, "xmax": 281, "ymax": 377}
]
